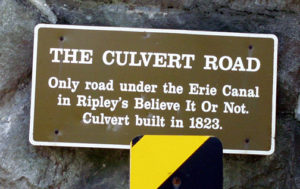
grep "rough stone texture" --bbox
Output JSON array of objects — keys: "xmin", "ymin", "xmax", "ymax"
[
  {"xmin": 0, "ymin": 0, "xmax": 299, "ymax": 188},
  {"xmin": 0, "ymin": 0, "xmax": 37, "ymax": 103},
  {"xmin": 296, "ymin": 95, "xmax": 300, "ymax": 121},
  {"xmin": 28, "ymin": 0, "xmax": 57, "ymax": 23}
]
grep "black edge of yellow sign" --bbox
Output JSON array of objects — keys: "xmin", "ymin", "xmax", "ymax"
[{"xmin": 130, "ymin": 135, "xmax": 223, "ymax": 189}]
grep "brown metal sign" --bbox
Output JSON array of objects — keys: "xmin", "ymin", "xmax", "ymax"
[{"xmin": 30, "ymin": 24, "xmax": 278, "ymax": 155}]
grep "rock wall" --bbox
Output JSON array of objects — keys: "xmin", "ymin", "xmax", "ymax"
[{"xmin": 0, "ymin": 0, "xmax": 299, "ymax": 188}]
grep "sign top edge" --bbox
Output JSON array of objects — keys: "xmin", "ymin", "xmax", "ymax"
[{"xmin": 34, "ymin": 24, "xmax": 278, "ymax": 41}]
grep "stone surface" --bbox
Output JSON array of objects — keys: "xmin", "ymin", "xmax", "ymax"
[
  {"xmin": 0, "ymin": 0, "xmax": 299, "ymax": 188},
  {"xmin": 0, "ymin": 0, "xmax": 37, "ymax": 103},
  {"xmin": 28, "ymin": 0, "xmax": 57, "ymax": 23},
  {"xmin": 295, "ymin": 95, "xmax": 300, "ymax": 121}
]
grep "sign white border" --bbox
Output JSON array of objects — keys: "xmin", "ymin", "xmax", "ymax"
[{"xmin": 29, "ymin": 24, "xmax": 278, "ymax": 155}]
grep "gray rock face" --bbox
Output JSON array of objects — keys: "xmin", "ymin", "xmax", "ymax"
[
  {"xmin": 296, "ymin": 95, "xmax": 300, "ymax": 121},
  {"xmin": 0, "ymin": 0, "xmax": 36, "ymax": 102},
  {"xmin": 0, "ymin": 0, "xmax": 299, "ymax": 188}
]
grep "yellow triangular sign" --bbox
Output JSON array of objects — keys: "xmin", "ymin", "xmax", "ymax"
[{"xmin": 130, "ymin": 135, "xmax": 210, "ymax": 189}]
